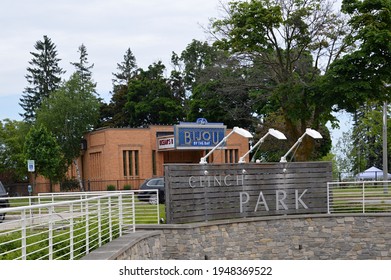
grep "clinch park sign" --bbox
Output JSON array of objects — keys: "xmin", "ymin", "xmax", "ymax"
[{"xmin": 164, "ymin": 162, "xmax": 332, "ymax": 224}]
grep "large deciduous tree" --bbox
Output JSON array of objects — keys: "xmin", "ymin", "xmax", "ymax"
[
  {"xmin": 20, "ymin": 35, "xmax": 65, "ymax": 122},
  {"xmin": 171, "ymin": 40, "xmax": 258, "ymax": 128},
  {"xmin": 125, "ymin": 61, "xmax": 185, "ymax": 127},
  {"xmin": 24, "ymin": 124, "xmax": 66, "ymax": 192},
  {"xmin": 324, "ymin": 0, "xmax": 391, "ymax": 172},
  {"xmin": 0, "ymin": 119, "xmax": 31, "ymax": 182},
  {"xmin": 325, "ymin": 0, "xmax": 391, "ymax": 111},
  {"xmin": 208, "ymin": 0, "xmax": 349, "ymax": 161},
  {"xmin": 36, "ymin": 72, "xmax": 100, "ymax": 191}
]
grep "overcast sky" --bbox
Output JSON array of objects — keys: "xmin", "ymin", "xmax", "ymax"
[
  {"xmin": 0, "ymin": 0, "xmax": 224, "ymax": 120},
  {"xmin": 0, "ymin": 0, "xmax": 349, "ymax": 143}
]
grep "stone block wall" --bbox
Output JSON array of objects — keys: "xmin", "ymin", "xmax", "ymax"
[
  {"xmin": 157, "ymin": 214, "xmax": 391, "ymax": 259},
  {"xmin": 84, "ymin": 214, "xmax": 391, "ymax": 260}
]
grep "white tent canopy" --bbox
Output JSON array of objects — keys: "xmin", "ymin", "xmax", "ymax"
[{"xmin": 356, "ymin": 166, "xmax": 391, "ymax": 180}]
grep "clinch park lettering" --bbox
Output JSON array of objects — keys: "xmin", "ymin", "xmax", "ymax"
[{"xmin": 164, "ymin": 162, "xmax": 332, "ymax": 224}]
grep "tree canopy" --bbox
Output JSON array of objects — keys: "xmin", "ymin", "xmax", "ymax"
[
  {"xmin": 0, "ymin": 119, "xmax": 31, "ymax": 182},
  {"xmin": 19, "ymin": 35, "xmax": 65, "ymax": 122},
  {"xmin": 4, "ymin": 0, "xmax": 391, "ymax": 184},
  {"xmin": 325, "ymin": 0, "xmax": 391, "ymax": 111},
  {"xmin": 24, "ymin": 124, "xmax": 66, "ymax": 187},
  {"xmin": 206, "ymin": 0, "xmax": 348, "ymax": 160},
  {"xmin": 125, "ymin": 61, "xmax": 185, "ymax": 127}
]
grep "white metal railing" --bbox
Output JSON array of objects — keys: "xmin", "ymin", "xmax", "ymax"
[
  {"xmin": 0, "ymin": 190, "xmax": 161, "ymax": 260},
  {"xmin": 327, "ymin": 181, "xmax": 391, "ymax": 214}
]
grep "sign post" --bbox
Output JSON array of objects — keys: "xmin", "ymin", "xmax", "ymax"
[{"xmin": 27, "ymin": 160, "xmax": 35, "ymax": 195}]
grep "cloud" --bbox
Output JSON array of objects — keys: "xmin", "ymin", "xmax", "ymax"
[{"xmin": 0, "ymin": 0, "xmax": 222, "ymax": 119}]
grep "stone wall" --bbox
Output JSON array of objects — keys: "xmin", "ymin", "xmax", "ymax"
[
  {"xmin": 83, "ymin": 214, "xmax": 391, "ymax": 260},
  {"xmin": 82, "ymin": 231, "xmax": 163, "ymax": 260}
]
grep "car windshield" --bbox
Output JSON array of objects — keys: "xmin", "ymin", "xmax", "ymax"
[
  {"xmin": 157, "ymin": 179, "xmax": 164, "ymax": 185},
  {"xmin": 148, "ymin": 178, "xmax": 163, "ymax": 186}
]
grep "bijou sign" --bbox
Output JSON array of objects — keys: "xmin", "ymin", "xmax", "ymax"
[
  {"xmin": 164, "ymin": 162, "xmax": 332, "ymax": 224},
  {"xmin": 174, "ymin": 119, "xmax": 226, "ymax": 149}
]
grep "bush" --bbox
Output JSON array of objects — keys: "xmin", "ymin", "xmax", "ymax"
[
  {"xmin": 106, "ymin": 185, "xmax": 116, "ymax": 191},
  {"xmin": 123, "ymin": 184, "xmax": 132, "ymax": 190},
  {"xmin": 60, "ymin": 178, "xmax": 80, "ymax": 192}
]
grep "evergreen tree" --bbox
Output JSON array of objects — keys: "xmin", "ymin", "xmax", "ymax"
[
  {"xmin": 70, "ymin": 44, "xmax": 96, "ymax": 89},
  {"xmin": 125, "ymin": 61, "xmax": 185, "ymax": 127},
  {"xmin": 19, "ymin": 35, "xmax": 65, "ymax": 122},
  {"xmin": 98, "ymin": 48, "xmax": 138, "ymax": 127},
  {"xmin": 112, "ymin": 48, "xmax": 138, "ymax": 87}
]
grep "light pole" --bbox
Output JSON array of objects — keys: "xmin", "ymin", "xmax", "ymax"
[
  {"xmin": 238, "ymin": 128, "xmax": 286, "ymax": 163},
  {"xmin": 280, "ymin": 128, "xmax": 322, "ymax": 163},
  {"xmin": 383, "ymin": 82, "xmax": 391, "ymax": 193},
  {"xmin": 199, "ymin": 127, "xmax": 253, "ymax": 164},
  {"xmin": 383, "ymin": 101, "xmax": 388, "ymax": 181}
]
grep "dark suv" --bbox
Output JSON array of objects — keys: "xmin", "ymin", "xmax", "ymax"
[
  {"xmin": 138, "ymin": 177, "xmax": 165, "ymax": 204},
  {"xmin": 0, "ymin": 181, "xmax": 10, "ymax": 222}
]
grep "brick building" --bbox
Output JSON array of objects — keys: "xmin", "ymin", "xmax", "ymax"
[
  {"xmin": 79, "ymin": 123, "xmax": 251, "ymax": 191},
  {"xmin": 27, "ymin": 121, "xmax": 252, "ymax": 193}
]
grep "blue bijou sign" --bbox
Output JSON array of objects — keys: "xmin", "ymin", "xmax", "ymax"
[{"xmin": 174, "ymin": 119, "xmax": 226, "ymax": 149}]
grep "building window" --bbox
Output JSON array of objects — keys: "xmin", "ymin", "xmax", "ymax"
[
  {"xmin": 225, "ymin": 149, "xmax": 238, "ymax": 163},
  {"xmin": 123, "ymin": 150, "xmax": 139, "ymax": 177},
  {"xmin": 90, "ymin": 152, "xmax": 102, "ymax": 179}
]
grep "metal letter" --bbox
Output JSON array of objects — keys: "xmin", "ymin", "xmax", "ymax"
[
  {"xmin": 276, "ymin": 190, "xmax": 288, "ymax": 210},
  {"xmin": 224, "ymin": 174, "xmax": 232, "ymax": 186},
  {"xmin": 237, "ymin": 174, "xmax": 244, "ymax": 186},
  {"xmin": 254, "ymin": 191, "xmax": 269, "ymax": 212},
  {"xmin": 239, "ymin": 192, "xmax": 250, "ymax": 213},
  {"xmin": 295, "ymin": 189, "xmax": 309, "ymax": 209},
  {"xmin": 188, "ymin": 176, "xmax": 196, "ymax": 188}
]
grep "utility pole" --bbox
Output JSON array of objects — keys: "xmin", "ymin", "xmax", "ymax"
[
  {"xmin": 383, "ymin": 101, "xmax": 388, "ymax": 181},
  {"xmin": 383, "ymin": 82, "xmax": 391, "ymax": 193}
]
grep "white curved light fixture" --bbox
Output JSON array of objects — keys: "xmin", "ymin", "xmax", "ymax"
[
  {"xmin": 238, "ymin": 128, "xmax": 287, "ymax": 163},
  {"xmin": 199, "ymin": 126, "xmax": 253, "ymax": 164},
  {"xmin": 280, "ymin": 128, "xmax": 322, "ymax": 163}
]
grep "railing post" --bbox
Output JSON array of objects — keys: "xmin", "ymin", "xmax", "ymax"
[
  {"xmin": 362, "ymin": 181, "xmax": 365, "ymax": 213},
  {"xmin": 48, "ymin": 206, "xmax": 53, "ymax": 260},
  {"xmin": 119, "ymin": 193, "xmax": 123, "ymax": 237},
  {"xmin": 108, "ymin": 196, "xmax": 112, "ymax": 241},
  {"xmin": 21, "ymin": 210, "xmax": 27, "ymax": 260},
  {"xmin": 98, "ymin": 199, "xmax": 102, "ymax": 247},
  {"xmin": 85, "ymin": 200, "xmax": 89, "ymax": 254},
  {"xmin": 69, "ymin": 203, "xmax": 74, "ymax": 260},
  {"xmin": 132, "ymin": 193, "xmax": 136, "ymax": 232},
  {"xmin": 157, "ymin": 190, "xmax": 161, "ymax": 224}
]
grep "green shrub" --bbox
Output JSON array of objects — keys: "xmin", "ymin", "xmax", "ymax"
[
  {"xmin": 123, "ymin": 184, "xmax": 132, "ymax": 190},
  {"xmin": 60, "ymin": 178, "xmax": 80, "ymax": 192},
  {"xmin": 106, "ymin": 184, "xmax": 116, "ymax": 191}
]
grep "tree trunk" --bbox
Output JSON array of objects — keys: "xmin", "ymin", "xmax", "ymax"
[
  {"xmin": 284, "ymin": 119, "xmax": 316, "ymax": 161},
  {"xmin": 73, "ymin": 159, "xmax": 85, "ymax": 192}
]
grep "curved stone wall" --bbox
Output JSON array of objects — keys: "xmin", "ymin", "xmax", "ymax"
[{"xmin": 83, "ymin": 214, "xmax": 391, "ymax": 260}]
